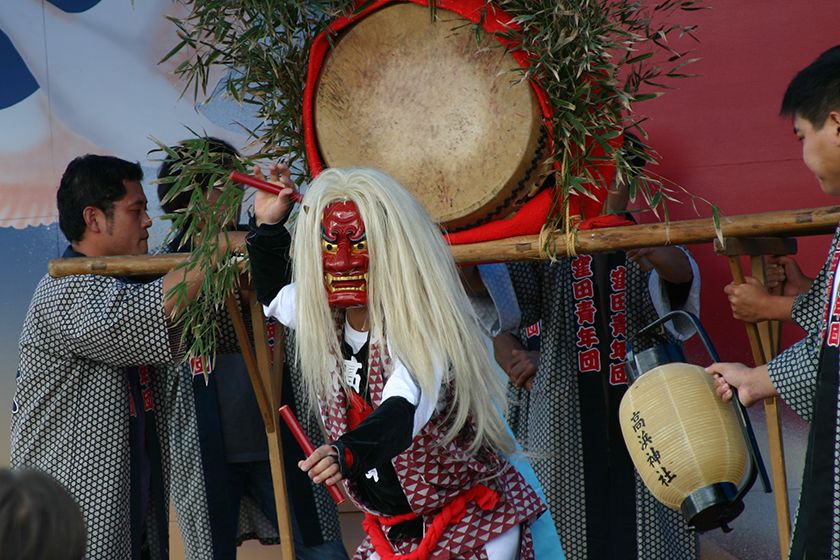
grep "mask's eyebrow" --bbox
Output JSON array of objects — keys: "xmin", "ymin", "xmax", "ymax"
[{"xmin": 321, "ymin": 224, "xmax": 337, "ymax": 241}]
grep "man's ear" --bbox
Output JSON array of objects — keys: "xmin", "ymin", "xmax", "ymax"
[
  {"xmin": 829, "ymin": 111, "xmax": 840, "ymax": 143},
  {"xmin": 82, "ymin": 206, "xmax": 103, "ymax": 234}
]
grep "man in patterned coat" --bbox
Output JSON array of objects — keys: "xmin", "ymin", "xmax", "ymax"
[
  {"xmin": 471, "ymin": 170, "xmax": 701, "ymax": 559},
  {"xmin": 709, "ymin": 45, "xmax": 840, "ymax": 560},
  {"xmin": 10, "ymin": 154, "xmax": 245, "ymax": 559}
]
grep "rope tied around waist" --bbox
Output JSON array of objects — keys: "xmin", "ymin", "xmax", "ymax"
[{"xmin": 362, "ymin": 484, "xmax": 500, "ymax": 560}]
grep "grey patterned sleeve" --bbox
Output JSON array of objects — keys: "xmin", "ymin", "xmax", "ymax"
[
  {"xmin": 792, "ymin": 226, "xmax": 839, "ymax": 331},
  {"xmin": 58, "ymin": 275, "xmax": 177, "ymax": 367},
  {"xmin": 769, "ymin": 229, "xmax": 839, "ymax": 421},
  {"xmin": 767, "ymin": 332, "xmax": 821, "ymax": 422},
  {"xmin": 506, "ymin": 261, "xmax": 543, "ymax": 327},
  {"xmin": 791, "ymin": 257, "xmax": 828, "ymax": 334}
]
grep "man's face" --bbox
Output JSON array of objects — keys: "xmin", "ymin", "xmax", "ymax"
[
  {"xmin": 100, "ymin": 180, "xmax": 152, "ymax": 256},
  {"xmin": 321, "ymin": 201, "xmax": 369, "ymax": 307},
  {"xmin": 795, "ymin": 112, "xmax": 840, "ymax": 195},
  {"xmin": 205, "ymin": 184, "xmax": 243, "ymax": 228}
]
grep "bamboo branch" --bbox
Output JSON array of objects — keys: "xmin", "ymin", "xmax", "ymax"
[{"xmin": 48, "ymin": 205, "xmax": 840, "ymax": 277}]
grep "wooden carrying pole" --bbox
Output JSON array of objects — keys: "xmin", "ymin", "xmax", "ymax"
[
  {"xmin": 48, "ymin": 205, "xmax": 840, "ymax": 277},
  {"xmin": 715, "ymin": 237, "xmax": 796, "ymax": 559},
  {"xmin": 450, "ymin": 205, "xmax": 840, "ymax": 262}
]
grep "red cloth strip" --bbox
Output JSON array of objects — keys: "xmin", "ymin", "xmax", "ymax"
[{"xmin": 362, "ymin": 484, "xmax": 500, "ymax": 560}]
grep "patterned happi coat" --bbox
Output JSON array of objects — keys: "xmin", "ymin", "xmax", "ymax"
[
  {"xmin": 318, "ymin": 330, "xmax": 546, "ymax": 559},
  {"xmin": 767, "ymin": 226, "xmax": 838, "ymax": 422},
  {"xmin": 11, "ymin": 271, "xmax": 178, "ymax": 559},
  {"xmin": 767, "ymin": 225, "xmax": 840, "ymax": 559},
  {"xmin": 481, "ymin": 251, "xmax": 700, "ymax": 560},
  {"xmin": 9, "ymin": 263, "xmax": 333, "ymax": 560}
]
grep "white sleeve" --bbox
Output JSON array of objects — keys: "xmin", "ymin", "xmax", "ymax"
[
  {"xmin": 647, "ymin": 247, "xmax": 701, "ymax": 341},
  {"xmin": 382, "ymin": 356, "xmax": 444, "ymax": 438},
  {"xmin": 262, "ymin": 283, "xmax": 297, "ymax": 329}
]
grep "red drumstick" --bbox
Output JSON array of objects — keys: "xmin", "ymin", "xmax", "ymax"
[
  {"xmin": 230, "ymin": 171, "xmax": 303, "ymax": 203},
  {"xmin": 278, "ymin": 405, "xmax": 346, "ymax": 504}
]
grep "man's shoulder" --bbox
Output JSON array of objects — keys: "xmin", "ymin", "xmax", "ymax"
[
  {"xmin": 32, "ymin": 271, "xmax": 115, "ymax": 295},
  {"xmin": 29, "ymin": 272, "xmax": 162, "ymax": 311}
]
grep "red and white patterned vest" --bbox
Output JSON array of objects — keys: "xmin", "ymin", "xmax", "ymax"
[{"xmin": 319, "ymin": 336, "xmax": 545, "ymax": 559}]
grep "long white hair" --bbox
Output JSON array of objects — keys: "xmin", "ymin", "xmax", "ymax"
[{"xmin": 292, "ymin": 167, "xmax": 514, "ymax": 454}]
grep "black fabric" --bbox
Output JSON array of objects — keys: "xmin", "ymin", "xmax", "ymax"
[
  {"xmin": 210, "ymin": 461, "xmax": 277, "ymax": 559},
  {"xmin": 335, "ymin": 397, "xmax": 416, "ymax": 478},
  {"xmin": 190, "ymin": 372, "xmax": 250, "ymax": 558},
  {"xmin": 664, "ymin": 277, "xmax": 692, "ymax": 311},
  {"xmin": 789, "ymin": 343, "xmax": 839, "ymax": 560},
  {"xmin": 334, "ymin": 395, "xmax": 420, "ymax": 536},
  {"xmin": 193, "ymin": 368, "xmax": 326, "ymax": 554},
  {"xmin": 246, "ymin": 216, "xmax": 293, "ymax": 306},
  {"xmin": 578, "ymin": 252, "xmax": 637, "ymax": 559},
  {"xmin": 127, "ymin": 370, "xmax": 149, "ymax": 560},
  {"xmin": 127, "ymin": 366, "xmax": 168, "ymax": 560},
  {"xmin": 213, "ymin": 354, "xmax": 269, "ymax": 462}
]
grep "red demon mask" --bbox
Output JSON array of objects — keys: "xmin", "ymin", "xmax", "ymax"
[{"xmin": 321, "ymin": 201, "xmax": 369, "ymax": 307}]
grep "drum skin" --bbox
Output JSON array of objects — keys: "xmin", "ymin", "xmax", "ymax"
[
  {"xmin": 618, "ymin": 363, "xmax": 749, "ymax": 511},
  {"xmin": 313, "ymin": 3, "xmax": 548, "ymax": 231}
]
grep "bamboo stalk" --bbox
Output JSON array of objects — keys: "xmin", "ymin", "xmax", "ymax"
[
  {"xmin": 450, "ymin": 205, "xmax": 840, "ymax": 263},
  {"xmin": 48, "ymin": 206, "xmax": 840, "ymax": 277},
  {"xmin": 267, "ymin": 431, "xmax": 296, "ymax": 560},
  {"xmin": 749, "ymin": 258, "xmax": 791, "ymax": 559},
  {"xmin": 48, "ymin": 253, "xmax": 189, "ymax": 277}
]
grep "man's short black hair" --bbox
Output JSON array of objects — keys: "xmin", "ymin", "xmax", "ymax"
[
  {"xmin": 156, "ymin": 137, "xmax": 240, "ymax": 214},
  {"xmin": 56, "ymin": 154, "xmax": 143, "ymax": 243},
  {"xmin": 780, "ymin": 45, "xmax": 840, "ymax": 127}
]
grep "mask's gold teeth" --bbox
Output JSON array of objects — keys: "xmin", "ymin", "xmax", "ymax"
[{"xmin": 325, "ymin": 273, "xmax": 369, "ymax": 293}]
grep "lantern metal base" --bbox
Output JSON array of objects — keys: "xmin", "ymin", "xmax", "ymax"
[{"xmin": 680, "ymin": 482, "xmax": 745, "ymax": 533}]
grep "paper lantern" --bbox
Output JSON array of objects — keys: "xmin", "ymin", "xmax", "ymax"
[{"xmin": 620, "ymin": 311, "xmax": 765, "ymax": 532}]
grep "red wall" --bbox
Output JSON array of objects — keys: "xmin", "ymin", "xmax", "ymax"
[{"xmin": 634, "ymin": 1, "xmax": 838, "ymax": 363}]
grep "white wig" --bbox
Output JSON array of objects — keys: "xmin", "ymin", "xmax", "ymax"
[{"xmin": 292, "ymin": 167, "xmax": 514, "ymax": 454}]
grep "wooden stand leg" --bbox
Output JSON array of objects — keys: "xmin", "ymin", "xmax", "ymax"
[
  {"xmin": 266, "ymin": 428, "xmax": 294, "ymax": 559},
  {"xmin": 226, "ymin": 289, "xmax": 296, "ymax": 559},
  {"xmin": 717, "ymin": 238, "xmax": 796, "ymax": 559},
  {"xmin": 749, "ymin": 256, "xmax": 792, "ymax": 559}
]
